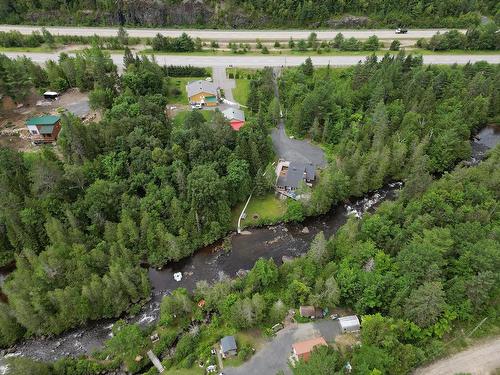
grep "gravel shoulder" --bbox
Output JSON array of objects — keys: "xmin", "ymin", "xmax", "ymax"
[{"xmin": 413, "ymin": 336, "xmax": 500, "ymax": 375}]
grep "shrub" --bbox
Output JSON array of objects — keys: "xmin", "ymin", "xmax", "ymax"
[{"xmin": 390, "ymin": 40, "xmax": 401, "ymax": 51}]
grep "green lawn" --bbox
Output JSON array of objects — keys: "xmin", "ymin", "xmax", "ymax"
[
  {"xmin": 233, "ymin": 79, "xmax": 250, "ymax": 106},
  {"xmin": 169, "ymin": 77, "xmax": 199, "ymax": 105},
  {"xmin": 166, "ymin": 368, "xmax": 204, "ymax": 375},
  {"xmin": 234, "ymin": 192, "xmax": 286, "ymax": 229},
  {"xmin": 141, "ymin": 47, "xmax": 500, "ymax": 57},
  {"xmin": 0, "ymin": 45, "xmax": 55, "ymax": 52},
  {"xmin": 173, "ymin": 110, "xmax": 214, "ymax": 127}
]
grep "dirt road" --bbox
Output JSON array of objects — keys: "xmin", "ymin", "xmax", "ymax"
[{"xmin": 414, "ymin": 336, "xmax": 500, "ymax": 375}]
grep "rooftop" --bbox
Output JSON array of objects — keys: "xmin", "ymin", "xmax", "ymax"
[
  {"xmin": 292, "ymin": 337, "xmax": 327, "ymax": 356},
  {"xmin": 338, "ymin": 315, "xmax": 360, "ymax": 329},
  {"xmin": 277, "ymin": 162, "xmax": 315, "ymax": 189},
  {"xmin": 222, "ymin": 107, "xmax": 245, "ymax": 122},
  {"xmin": 186, "ymin": 80, "xmax": 217, "ymax": 98},
  {"xmin": 26, "ymin": 115, "xmax": 61, "ymax": 126},
  {"xmin": 220, "ymin": 335, "xmax": 237, "ymax": 353}
]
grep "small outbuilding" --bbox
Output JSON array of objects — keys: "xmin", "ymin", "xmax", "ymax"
[
  {"xmin": 338, "ymin": 315, "xmax": 361, "ymax": 333},
  {"xmin": 299, "ymin": 306, "xmax": 323, "ymax": 319},
  {"xmin": 291, "ymin": 336, "xmax": 327, "ymax": 363},
  {"xmin": 220, "ymin": 335, "xmax": 237, "ymax": 358}
]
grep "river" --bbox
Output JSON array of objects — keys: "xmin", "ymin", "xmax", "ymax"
[{"xmin": 0, "ymin": 125, "xmax": 498, "ymax": 367}]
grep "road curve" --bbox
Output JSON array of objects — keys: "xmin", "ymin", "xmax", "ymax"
[
  {"xmin": 413, "ymin": 336, "xmax": 500, "ymax": 375},
  {"xmin": 0, "ymin": 25, "xmax": 463, "ymax": 41},
  {"xmin": 3, "ymin": 52, "xmax": 499, "ymax": 69}
]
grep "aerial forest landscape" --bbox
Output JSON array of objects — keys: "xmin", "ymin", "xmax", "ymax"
[{"xmin": 0, "ymin": 1, "xmax": 499, "ymax": 375}]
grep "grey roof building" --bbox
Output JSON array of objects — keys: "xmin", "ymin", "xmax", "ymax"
[
  {"xmin": 338, "ymin": 315, "xmax": 360, "ymax": 333},
  {"xmin": 276, "ymin": 162, "xmax": 316, "ymax": 191},
  {"xmin": 220, "ymin": 335, "xmax": 237, "ymax": 357},
  {"xmin": 222, "ymin": 107, "xmax": 245, "ymax": 122},
  {"xmin": 186, "ymin": 80, "xmax": 217, "ymax": 99}
]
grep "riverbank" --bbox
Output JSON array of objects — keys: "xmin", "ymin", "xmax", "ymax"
[{"xmin": 1, "ymin": 125, "xmax": 498, "ymax": 366}]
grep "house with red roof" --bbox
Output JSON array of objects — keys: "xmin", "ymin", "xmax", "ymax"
[{"xmin": 222, "ymin": 107, "xmax": 245, "ymax": 130}]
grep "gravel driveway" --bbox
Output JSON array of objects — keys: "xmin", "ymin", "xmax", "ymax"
[
  {"xmin": 224, "ymin": 320, "xmax": 341, "ymax": 375},
  {"xmin": 413, "ymin": 336, "xmax": 500, "ymax": 375}
]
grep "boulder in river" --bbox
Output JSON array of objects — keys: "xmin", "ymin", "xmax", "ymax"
[{"xmin": 236, "ymin": 269, "xmax": 249, "ymax": 277}]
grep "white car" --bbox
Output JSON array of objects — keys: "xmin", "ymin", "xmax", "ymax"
[{"xmin": 191, "ymin": 103, "xmax": 203, "ymax": 110}]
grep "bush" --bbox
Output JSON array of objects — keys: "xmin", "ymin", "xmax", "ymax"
[
  {"xmin": 390, "ymin": 40, "xmax": 401, "ymax": 51},
  {"xmin": 238, "ymin": 345, "xmax": 253, "ymax": 361},
  {"xmin": 162, "ymin": 65, "xmax": 209, "ymax": 77}
]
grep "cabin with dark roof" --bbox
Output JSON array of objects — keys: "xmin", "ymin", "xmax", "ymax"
[{"xmin": 276, "ymin": 161, "xmax": 316, "ymax": 192}]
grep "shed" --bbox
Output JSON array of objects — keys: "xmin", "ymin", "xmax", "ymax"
[
  {"xmin": 338, "ymin": 315, "xmax": 360, "ymax": 333},
  {"xmin": 299, "ymin": 306, "xmax": 323, "ymax": 319},
  {"xmin": 220, "ymin": 335, "xmax": 237, "ymax": 358},
  {"xmin": 291, "ymin": 336, "xmax": 327, "ymax": 362}
]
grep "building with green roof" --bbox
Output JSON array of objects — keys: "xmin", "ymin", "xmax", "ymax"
[{"xmin": 25, "ymin": 115, "xmax": 62, "ymax": 144}]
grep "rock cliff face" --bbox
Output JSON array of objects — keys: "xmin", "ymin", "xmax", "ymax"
[
  {"xmin": 120, "ymin": 0, "xmax": 214, "ymax": 26},
  {"xmin": 23, "ymin": 0, "xmax": 369, "ymax": 28}
]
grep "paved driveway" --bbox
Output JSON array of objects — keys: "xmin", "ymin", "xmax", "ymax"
[
  {"xmin": 271, "ymin": 121, "xmax": 326, "ymax": 167},
  {"xmin": 213, "ymin": 66, "xmax": 236, "ymax": 102},
  {"xmin": 224, "ymin": 320, "xmax": 341, "ymax": 375}
]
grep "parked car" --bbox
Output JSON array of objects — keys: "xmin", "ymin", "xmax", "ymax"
[
  {"xmin": 395, "ymin": 28, "xmax": 408, "ymax": 34},
  {"xmin": 191, "ymin": 103, "xmax": 203, "ymax": 110}
]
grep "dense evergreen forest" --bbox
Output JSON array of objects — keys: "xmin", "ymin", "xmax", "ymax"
[
  {"xmin": 276, "ymin": 55, "xmax": 499, "ymax": 220},
  {"xmin": 1, "ymin": 49, "xmax": 499, "ymax": 375},
  {"xmin": 0, "ymin": 49, "xmax": 273, "ymax": 341},
  {"xmin": 0, "ymin": 0, "xmax": 497, "ymax": 28},
  {"xmin": 7, "ymin": 146, "xmax": 500, "ymax": 375}
]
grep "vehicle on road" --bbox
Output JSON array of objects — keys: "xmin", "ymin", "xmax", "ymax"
[
  {"xmin": 191, "ymin": 103, "xmax": 203, "ymax": 109},
  {"xmin": 395, "ymin": 28, "xmax": 408, "ymax": 34}
]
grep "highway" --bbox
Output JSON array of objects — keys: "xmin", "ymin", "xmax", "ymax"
[
  {"xmin": 3, "ymin": 52, "xmax": 499, "ymax": 69},
  {"xmin": 0, "ymin": 25, "xmax": 463, "ymax": 41}
]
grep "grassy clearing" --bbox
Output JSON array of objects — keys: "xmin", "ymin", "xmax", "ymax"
[
  {"xmin": 173, "ymin": 110, "xmax": 214, "ymax": 127},
  {"xmin": 140, "ymin": 47, "xmax": 499, "ymax": 57},
  {"xmin": 235, "ymin": 192, "xmax": 286, "ymax": 229},
  {"xmin": 0, "ymin": 45, "xmax": 55, "ymax": 52},
  {"xmin": 166, "ymin": 368, "xmax": 204, "ymax": 375},
  {"xmin": 168, "ymin": 77, "xmax": 205, "ymax": 105},
  {"xmin": 233, "ymin": 79, "xmax": 250, "ymax": 106}
]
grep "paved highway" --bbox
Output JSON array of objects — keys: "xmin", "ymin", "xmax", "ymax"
[
  {"xmin": 3, "ymin": 52, "xmax": 499, "ymax": 69},
  {"xmin": 0, "ymin": 25, "xmax": 463, "ymax": 41}
]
